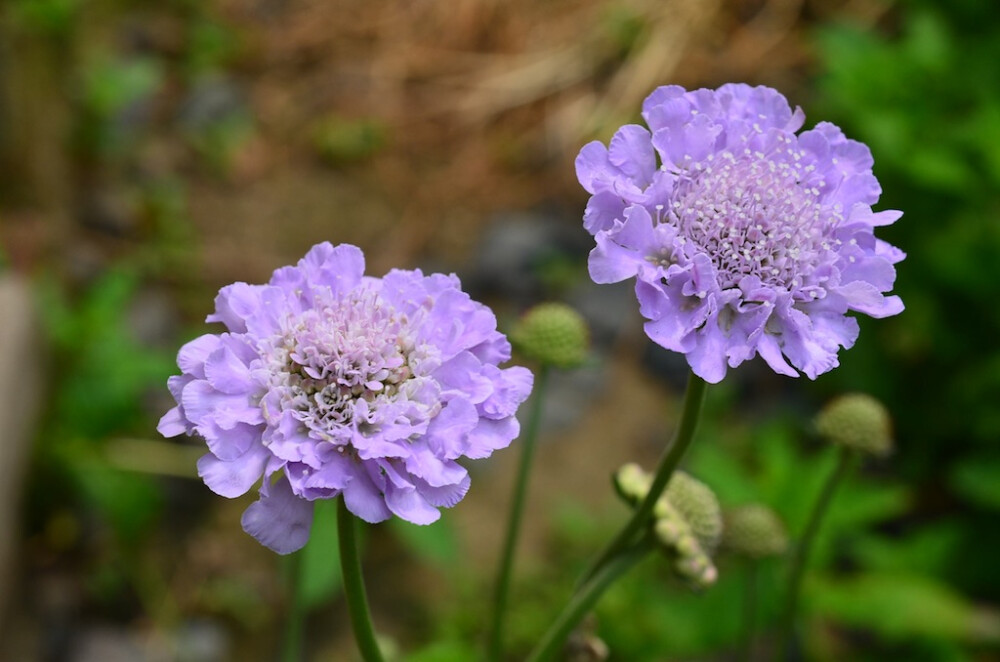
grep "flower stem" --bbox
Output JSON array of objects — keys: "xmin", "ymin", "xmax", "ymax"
[
  {"xmin": 781, "ymin": 446, "xmax": 855, "ymax": 658},
  {"xmin": 337, "ymin": 498, "xmax": 385, "ymax": 662},
  {"xmin": 739, "ymin": 561, "xmax": 758, "ymax": 662},
  {"xmin": 577, "ymin": 371, "xmax": 708, "ymax": 587},
  {"xmin": 526, "ymin": 538, "xmax": 654, "ymax": 662},
  {"xmin": 282, "ymin": 550, "xmax": 305, "ymax": 662},
  {"xmin": 487, "ymin": 365, "xmax": 550, "ymax": 662}
]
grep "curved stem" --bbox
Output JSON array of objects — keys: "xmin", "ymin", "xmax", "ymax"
[
  {"xmin": 337, "ymin": 498, "xmax": 386, "ymax": 662},
  {"xmin": 282, "ymin": 550, "xmax": 305, "ymax": 662},
  {"xmin": 526, "ymin": 539, "xmax": 654, "ymax": 662},
  {"xmin": 487, "ymin": 366, "xmax": 550, "ymax": 661},
  {"xmin": 578, "ymin": 371, "xmax": 707, "ymax": 587},
  {"xmin": 781, "ymin": 446, "xmax": 855, "ymax": 658}
]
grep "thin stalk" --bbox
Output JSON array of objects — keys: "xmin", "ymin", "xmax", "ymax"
[
  {"xmin": 781, "ymin": 446, "xmax": 855, "ymax": 658},
  {"xmin": 526, "ymin": 538, "xmax": 654, "ymax": 662},
  {"xmin": 577, "ymin": 371, "xmax": 707, "ymax": 587},
  {"xmin": 337, "ymin": 498, "xmax": 386, "ymax": 662},
  {"xmin": 739, "ymin": 561, "xmax": 759, "ymax": 662},
  {"xmin": 487, "ymin": 366, "xmax": 550, "ymax": 662},
  {"xmin": 282, "ymin": 550, "xmax": 305, "ymax": 662}
]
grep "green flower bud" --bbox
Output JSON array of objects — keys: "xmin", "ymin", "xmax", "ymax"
[
  {"xmin": 815, "ymin": 393, "xmax": 893, "ymax": 456},
  {"xmin": 674, "ymin": 532, "xmax": 701, "ymax": 558},
  {"xmin": 511, "ymin": 302, "xmax": 589, "ymax": 369},
  {"xmin": 613, "ymin": 462, "xmax": 652, "ymax": 504},
  {"xmin": 653, "ymin": 516, "xmax": 688, "ymax": 547},
  {"xmin": 664, "ymin": 471, "xmax": 723, "ymax": 552},
  {"xmin": 675, "ymin": 553, "xmax": 718, "ymax": 589},
  {"xmin": 723, "ymin": 504, "xmax": 788, "ymax": 559}
]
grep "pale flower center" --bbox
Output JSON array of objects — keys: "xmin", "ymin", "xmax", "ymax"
[
  {"xmin": 265, "ymin": 289, "xmax": 436, "ymax": 436},
  {"xmin": 668, "ymin": 148, "xmax": 840, "ymax": 291}
]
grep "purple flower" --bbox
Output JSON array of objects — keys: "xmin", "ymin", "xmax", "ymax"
[
  {"xmin": 158, "ymin": 243, "xmax": 533, "ymax": 553},
  {"xmin": 576, "ymin": 83, "xmax": 904, "ymax": 383}
]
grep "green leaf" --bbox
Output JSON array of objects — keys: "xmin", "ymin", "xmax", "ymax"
[
  {"xmin": 405, "ymin": 640, "xmax": 480, "ymax": 662},
  {"xmin": 809, "ymin": 573, "xmax": 1000, "ymax": 644},
  {"xmin": 389, "ymin": 517, "xmax": 459, "ymax": 567},
  {"xmin": 83, "ymin": 57, "xmax": 164, "ymax": 118},
  {"xmin": 851, "ymin": 522, "xmax": 964, "ymax": 575},
  {"xmin": 69, "ymin": 455, "xmax": 163, "ymax": 543},
  {"xmin": 949, "ymin": 454, "xmax": 1000, "ymax": 509}
]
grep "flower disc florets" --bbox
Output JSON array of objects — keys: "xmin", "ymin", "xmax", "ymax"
[
  {"xmin": 577, "ymin": 83, "xmax": 905, "ymax": 383},
  {"xmin": 158, "ymin": 243, "xmax": 533, "ymax": 553}
]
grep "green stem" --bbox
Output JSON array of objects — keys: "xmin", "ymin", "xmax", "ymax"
[
  {"xmin": 487, "ymin": 366, "xmax": 550, "ymax": 662},
  {"xmin": 282, "ymin": 550, "xmax": 305, "ymax": 662},
  {"xmin": 337, "ymin": 498, "xmax": 386, "ymax": 662},
  {"xmin": 739, "ymin": 561, "xmax": 758, "ymax": 662},
  {"xmin": 526, "ymin": 539, "xmax": 654, "ymax": 662},
  {"xmin": 781, "ymin": 446, "xmax": 855, "ymax": 658},
  {"xmin": 577, "ymin": 371, "xmax": 707, "ymax": 587}
]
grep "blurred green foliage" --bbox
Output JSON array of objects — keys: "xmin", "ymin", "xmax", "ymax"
[
  {"xmin": 75, "ymin": 55, "xmax": 164, "ymax": 159},
  {"xmin": 8, "ymin": 0, "xmax": 80, "ymax": 37},
  {"xmin": 311, "ymin": 115, "xmax": 388, "ymax": 166},
  {"xmin": 32, "ymin": 270, "xmax": 176, "ymax": 545},
  {"xmin": 812, "ymin": 0, "xmax": 1000, "ymax": 620},
  {"xmin": 815, "ymin": 1, "xmax": 1000, "ymax": 478}
]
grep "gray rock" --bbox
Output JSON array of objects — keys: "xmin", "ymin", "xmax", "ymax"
[
  {"xmin": 468, "ymin": 210, "xmax": 590, "ymax": 304},
  {"xmin": 71, "ymin": 626, "xmax": 168, "ymax": 662},
  {"xmin": 567, "ymin": 278, "xmax": 637, "ymax": 349},
  {"xmin": 177, "ymin": 75, "xmax": 246, "ymax": 132},
  {"xmin": 0, "ymin": 275, "xmax": 44, "ymax": 634}
]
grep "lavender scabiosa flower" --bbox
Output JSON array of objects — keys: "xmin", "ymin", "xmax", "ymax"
[
  {"xmin": 158, "ymin": 243, "xmax": 533, "ymax": 553},
  {"xmin": 576, "ymin": 83, "xmax": 904, "ymax": 383}
]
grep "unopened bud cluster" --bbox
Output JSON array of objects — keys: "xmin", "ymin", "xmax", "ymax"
[
  {"xmin": 723, "ymin": 504, "xmax": 788, "ymax": 560},
  {"xmin": 511, "ymin": 303, "xmax": 589, "ymax": 369},
  {"xmin": 614, "ymin": 463, "xmax": 722, "ymax": 588},
  {"xmin": 815, "ymin": 393, "xmax": 893, "ymax": 456}
]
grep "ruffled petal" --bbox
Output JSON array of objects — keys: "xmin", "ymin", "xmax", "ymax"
[
  {"xmin": 241, "ymin": 475, "xmax": 314, "ymax": 554},
  {"xmin": 197, "ymin": 443, "xmax": 268, "ymax": 498}
]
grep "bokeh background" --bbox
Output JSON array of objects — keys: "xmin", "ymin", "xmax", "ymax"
[{"xmin": 1, "ymin": 0, "xmax": 998, "ymax": 660}]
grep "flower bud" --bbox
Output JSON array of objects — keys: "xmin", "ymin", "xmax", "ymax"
[
  {"xmin": 511, "ymin": 302, "xmax": 590, "ymax": 369},
  {"xmin": 815, "ymin": 393, "xmax": 893, "ymax": 456},
  {"xmin": 723, "ymin": 504, "xmax": 788, "ymax": 559},
  {"xmin": 675, "ymin": 553, "xmax": 718, "ymax": 589},
  {"xmin": 613, "ymin": 462, "xmax": 652, "ymax": 504},
  {"xmin": 665, "ymin": 471, "xmax": 723, "ymax": 552},
  {"xmin": 674, "ymin": 533, "xmax": 701, "ymax": 558},
  {"xmin": 653, "ymin": 516, "xmax": 687, "ymax": 547}
]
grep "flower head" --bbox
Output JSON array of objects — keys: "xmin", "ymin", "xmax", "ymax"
[
  {"xmin": 577, "ymin": 83, "xmax": 904, "ymax": 383},
  {"xmin": 158, "ymin": 243, "xmax": 533, "ymax": 553}
]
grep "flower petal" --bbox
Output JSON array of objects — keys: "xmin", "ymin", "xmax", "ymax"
[{"xmin": 241, "ymin": 475, "xmax": 314, "ymax": 554}]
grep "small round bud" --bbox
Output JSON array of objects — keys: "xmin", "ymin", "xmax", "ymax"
[
  {"xmin": 652, "ymin": 495, "xmax": 676, "ymax": 520},
  {"xmin": 613, "ymin": 463, "xmax": 652, "ymax": 504},
  {"xmin": 815, "ymin": 393, "xmax": 893, "ymax": 456},
  {"xmin": 511, "ymin": 303, "xmax": 590, "ymax": 369},
  {"xmin": 723, "ymin": 504, "xmax": 788, "ymax": 559},
  {"xmin": 653, "ymin": 516, "xmax": 687, "ymax": 546},
  {"xmin": 675, "ymin": 553, "xmax": 718, "ymax": 589},
  {"xmin": 665, "ymin": 471, "xmax": 723, "ymax": 552},
  {"xmin": 674, "ymin": 533, "xmax": 700, "ymax": 558}
]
